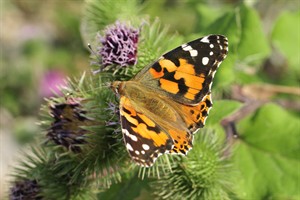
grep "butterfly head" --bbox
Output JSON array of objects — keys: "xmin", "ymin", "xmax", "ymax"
[{"xmin": 111, "ymin": 81, "xmax": 123, "ymax": 95}]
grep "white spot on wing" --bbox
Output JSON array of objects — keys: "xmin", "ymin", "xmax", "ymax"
[
  {"xmin": 182, "ymin": 45, "xmax": 198, "ymax": 56},
  {"xmin": 210, "ymin": 44, "xmax": 214, "ymax": 48},
  {"xmin": 210, "ymin": 51, "xmax": 213, "ymax": 56},
  {"xmin": 209, "ymin": 81, "xmax": 213, "ymax": 90},
  {"xmin": 126, "ymin": 143, "xmax": 133, "ymax": 151},
  {"xmin": 142, "ymin": 144, "xmax": 150, "ymax": 150},
  {"xmin": 182, "ymin": 44, "xmax": 192, "ymax": 51},
  {"xmin": 190, "ymin": 49, "xmax": 198, "ymax": 57},
  {"xmin": 122, "ymin": 129, "xmax": 138, "ymax": 142},
  {"xmin": 202, "ymin": 57, "xmax": 209, "ymax": 65},
  {"xmin": 135, "ymin": 150, "xmax": 140, "ymax": 155},
  {"xmin": 141, "ymin": 150, "xmax": 145, "ymax": 154},
  {"xmin": 200, "ymin": 36, "xmax": 209, "ymax": 43}
]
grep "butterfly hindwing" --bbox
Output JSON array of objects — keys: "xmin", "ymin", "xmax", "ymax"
[
  {"xmin": 176, "ymin": 93, "xmax": 213, "ymax": 133},
  {"xmin": 119, "ymin": 96, "xmax": 174, "ymax": 167},
  {"xmin": 135, "ymin": 35, "xmax": 228, "ymax": 105}
]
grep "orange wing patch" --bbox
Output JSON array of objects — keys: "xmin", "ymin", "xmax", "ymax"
[
  {"xmin": 119, "ymin": 96, "xmax": 174, "ymax": 167},
  {"xmin": 149, "ymin": 58, "xmax": 207, "ymax": 102},
  {"xmin": 120, "ymin": 96, "xmax": 171, "ymax": 148},
  {"xmin": 179, "ymin": 93, "xmax": 213, "ymax": 133},
  {"xmin": 159, "ymin": 79, "xmax": 179, "ymax": 94},
  {"xmin": 168, "ymin": 129, "xmax": 193, "ymax": 155}
]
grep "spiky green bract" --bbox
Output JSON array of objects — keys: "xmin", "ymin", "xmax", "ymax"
[
  {"xmin": 39, "ymin": 72, "xmax": 132, "ymax": 189},
  {"xmin": 81, "ymin": 0, "xmax": 141, "ymax": 45},
  {"xmin": 77, "ymin": 74, "xmax": 134, "ymax": 188},
  {"xmin": 12, "ymin": 146, "xmax": 96, "ymax": 199},
  {"xmin": 150, "ymin": 131, "xmax": 234, "ymax": 200},
  {"xmin": 138, "ymin": 155, "xmax": 180, "ymax": 180},
  {"xmin": 121, "ymin": 18, "xmax": 184, "ymax": 78}
]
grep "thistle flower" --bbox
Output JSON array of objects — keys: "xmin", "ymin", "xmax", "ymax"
[
  {"xmin": 97, "ymin": 22, "xmax": 139, "ymax": 69},
  {"xmin": 10, "ymin": 179, "xmax": 41, "ymax": 200},
  {"xmin": 47, "ymin": 98, "xmax": 95, "ymax": 153}
]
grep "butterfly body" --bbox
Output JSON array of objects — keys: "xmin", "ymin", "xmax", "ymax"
[
  {"xmin": 114, "ymin": 81, "xmax": 186, "ymax": 129},
  {"xmin": 112, "ymin": 35, "xmax": 228, "ymax": 167}
]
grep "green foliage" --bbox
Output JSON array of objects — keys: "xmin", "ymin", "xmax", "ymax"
[
  {"xmin": 12, "ymin": 146, "xmax": 96, "ymax": 200},
  {"xmin": 98, "ymin": 175, "xmax": 152, "ymax": 200},
  {"xmin": 233, "ymin": 104, "xmax": 300, "ymax": 199},
  {"xmin": 81, "ymin": 0, "xmax": 141, "ymax": 45},
  {"xmin": 206, "ymin": 100, "xmax": 242, "ymax": 142},
  {"xmin": 206, "ymin": 100, "xmax": 242, "ymax": 126},
  {"xmin": 199, "ymin": 3, "xmax": 271, "ymax": 90},
  {"xmin": 272, "ymin": 10, "xmax": 300, "ymax": 74},
  {"xmin": 236, "ymin": 4, "xmax": 271, "ymax": 66}
]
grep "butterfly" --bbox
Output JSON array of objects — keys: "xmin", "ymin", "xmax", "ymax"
[{"xmin": 111, "ymin": 35, "xmax": 228, "ymax": 167}]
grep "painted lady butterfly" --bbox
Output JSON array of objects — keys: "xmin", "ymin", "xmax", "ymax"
[{"xmin": 112, "ymin": 35, "xmax": 228, "ymax": 167}]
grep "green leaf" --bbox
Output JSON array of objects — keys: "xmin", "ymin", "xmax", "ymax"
[
  {"xmin": 232, "ymin": 103, "xmax": 300, "ymax": 199},
  {"xmin": 201, "ymin": 7, "xmax": 241, "ymax": 52},
  {"xmin": 195, "ymin": 3, "xmax": 229, "ymax": 32},
  {"xmin": 206, "ymin": 100, "xmax": 242, "ymax": 126},
  {"xmin": 97, "ymin": 175, "xmax": 152, "ymax": 200},
  {"xmin": 272, "ymin": 10, "xmax": 300, "ymax": 73},
  {"xmin": 236, "ymin": 4, "xmax": 271, "ymax": 66},
  {"xmin": 204, "ymin": 100, "xmax": 242, "ymax": 143},
  {"xmin": 213, "ymin": 54, "xmax": 238, "ymax": 89}
]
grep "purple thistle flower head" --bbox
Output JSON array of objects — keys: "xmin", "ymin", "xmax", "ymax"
[
  {"xmin": 98, "ymin": 22, "xmax": 139, "ymax": 68},
  {"xmin": 10, "ymin": 179, "xmax": 41, "ymax": 200},
  {"xmin": 47, "ymin": 98, "xmax": 96, "ymax": 153}
]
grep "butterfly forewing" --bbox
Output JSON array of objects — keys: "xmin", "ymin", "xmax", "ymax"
[{"xmin": 135, "ymin": 35, "xmax": 228, "ymax": 105}]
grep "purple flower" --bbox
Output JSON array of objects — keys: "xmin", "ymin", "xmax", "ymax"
[
  {"xmin": 10, "ymin": 179, "xmax": 41, "ymax": 200},
  {"xmin": 47, "ymin": 98, "xmax": 95, "ymax": 153},
  {"xmin": 39, "ymin": 70, "xmax": 66, "ymax": 97},
  {"xmin": 97, "ymin": 22, "xmax": 139, "ymax": 69}
]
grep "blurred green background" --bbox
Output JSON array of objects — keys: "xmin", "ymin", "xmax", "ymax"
[
  {"xmin": 1, "ymin": 0, "xmax": 89, "ymax": 197},
  {"xmin": 1, "ymin": 0, "xmax": 299, "ymax": 199}
]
